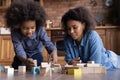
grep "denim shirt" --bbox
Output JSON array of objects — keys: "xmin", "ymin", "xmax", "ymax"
[
  {"xmin": 11, "ymin": 27, "xmax": 56, "ymax": 58},
  {"xmin": 64, "ymin": 30, "xmax": 115, "ymax": 70}
]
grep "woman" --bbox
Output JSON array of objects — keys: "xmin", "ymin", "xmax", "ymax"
[{"xmin": 61, "ymin": 7, "xmax": 120, "ymax": 70}]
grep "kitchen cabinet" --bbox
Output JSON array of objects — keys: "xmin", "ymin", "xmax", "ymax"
[
  {"xmin": 95, "ymin": 29, "xmax": 106, "ymax": 48},
  {"xmin": 95, "ymin": 26, "xmax": 120, "ymax": 55},
  {"xmin": 106, "ymin": 28, "xmax": 120, "ymax": 54},
  {"xmin": 0, "ymin": 0, "xmax": 11, "ymax": 12},
  {"xmin": 0, "ymin": 35, "xmax": 14, "ymax": 66}
]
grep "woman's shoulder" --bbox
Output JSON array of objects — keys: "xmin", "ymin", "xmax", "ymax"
[
  {"xmin": 86, "ymin": 30, "xmax": 102, "ymax": 42},
  {"xmin": 87, "ymin": 30, "xmax": 100, "ymax": 38},
  {"xmin": 89, "ymin": 30, "xmax": 98, "ymax": 35}
]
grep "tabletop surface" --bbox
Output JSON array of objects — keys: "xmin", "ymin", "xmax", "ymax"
[{"xmin": 0, "ymin": 69, "xmax": 120, "ymax": 80}]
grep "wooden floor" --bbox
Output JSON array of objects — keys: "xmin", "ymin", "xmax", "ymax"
[{"xmin": 0, "ymin": 69, "xmax": 120, "ymax": 80}]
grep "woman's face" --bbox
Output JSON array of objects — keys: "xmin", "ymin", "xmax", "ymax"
[
  {"xmin": 20, "ymin": 20, "xmax": 36, "ymax": 38},
  {"xmin": 67, "ymin": 20, "xmax": 85, "ymax": 42}
]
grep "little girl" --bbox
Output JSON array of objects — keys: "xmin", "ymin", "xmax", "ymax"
[{"xmin": 5, "ymin": 0, "xmax": 57, "ymax": 69}]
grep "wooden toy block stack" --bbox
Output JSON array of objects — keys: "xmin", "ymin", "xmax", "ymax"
[
  {"xmin": 41, "ymin": 62, "xmax": 62, "ymax": 76},
  {"xmin": 65, "ymin": 61, "xmax": 106, "ymax": 74},
  {"xmin": 31, "ymin": 59, "xmax": 40, "ymax": 75}
]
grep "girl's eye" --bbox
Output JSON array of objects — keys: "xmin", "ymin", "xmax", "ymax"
[
  {"xmin": 31, "ymin": 27, "xmax": 35, "ymax": 29},
  {"xmin": 22, "ymin": 26, "xmax": 35, "ymax": 30}
]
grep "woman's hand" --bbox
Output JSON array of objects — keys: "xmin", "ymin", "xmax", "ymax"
[
  {"xmin": 69, "ymin": 57, "xmax": 81, "ymax": 65},
  {"xmin": 49, "ymin": 50, "xmax": 58, "ymax": 64}
]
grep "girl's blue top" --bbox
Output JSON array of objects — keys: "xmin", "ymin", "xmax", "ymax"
[{"xmin": 11, "ymin": 27, "xmax": 56, "ymax": 58}]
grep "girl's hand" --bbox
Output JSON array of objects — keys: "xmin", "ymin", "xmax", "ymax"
[
  {"xmin": 49, "ymin": 50, "xmax": 58, "ymax": 64},
  {"xmin": 25, "ymin": 58, "xmax": 35, "ymax": 69}
]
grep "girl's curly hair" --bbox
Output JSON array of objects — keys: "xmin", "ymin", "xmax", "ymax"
[{"xmin": 5, "ymin": 0, "xmax": 47, "ymax": 31}]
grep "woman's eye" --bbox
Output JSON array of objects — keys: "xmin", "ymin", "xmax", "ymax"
[{"xmin": 73, "ymin": 26, "xmax": 78, "ymax": 29}]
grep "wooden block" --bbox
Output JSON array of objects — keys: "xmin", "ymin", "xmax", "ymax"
[
  {"xmin": 67, "ymin": 69, "xmax": 82, "ymax": 76},
  {"xmin": 44, "ymin": 63, "xmax": 52, "ymax": 77},
  {"xmin": 68, "ymin": 69, "xmax": 74, "ymax": 75},
  {"xmin": 44, "ymin": 68, "xmax": 52, "ymax": 77},
  {"xmin": 4, "ymin": 66, "xmax": 10, "ymax": 72},
  {"xmin": 87, "ymin": 61, "xmax": 95, "ymax": 64},
  {"xmin": 74, "ymin": 69, "xmax": 82, "ymax": 79},
  {"xmin": 7, "ymin": 68, "xmax": 14, "ymax": 76},
  {"xmin": 41, "ymin": 62, "xmax": 49, "ymax": 68},
  {"xmin": 54, "ymin": 64, "xmax": 61, "ymax": 67},
  {"xmin": 76, "ymin": 63, "xmax": 86, "ymax": 67},
  {"xmin": 81, "ymin": 67, "xmax": 93, "ymax": 73},
  {"xmin": 86, "ymin": 63, "xmax": 100, "ymax": 67},
  {"xmin": 33, "ymin": 60, "xmax": 37, "ymax": 67},
  {"xmin": 100, "ymin": 67, "xmax": 106, "ymax": 74},
  {"xmin": 53, "ymin": 64, "xmax": 61, "ymax": 73},
  {"xmin": 65, "ymin": 65, "xmax": 79, "ymax": 69},
  {"xmin": 18, "ymin": 66, "xmax": 26, "ymax": 73},
  {"xmin": 79, "ymin": 60, "xmax": 82, "ymax": 63},
  {"xmin": 31, "ymin": 66, "xmax": 40, "ymax": 75},
  {"xmin": 40, "ymin": 67, "xmax": 46, "ymax": 75},
  {"xmin": 93, "ymin": 67, "xmax": 106, "ymax": 74},
  {"xmin": 80, "ymin": 67, "xmax": 106, "ymax": 74}
]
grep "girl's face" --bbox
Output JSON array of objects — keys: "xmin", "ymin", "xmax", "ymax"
[
  {"xmin": 67, "ymin": 20, "xmax": 85, "ymax": 42},
  {"xmin": 20, "ymin": 20, "xmax": 36, "ymax": 38}
]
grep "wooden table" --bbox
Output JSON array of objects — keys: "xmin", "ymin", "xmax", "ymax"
[{"xmin": 0, "ymin": 69, "xmax": 120, "ymax": 80}]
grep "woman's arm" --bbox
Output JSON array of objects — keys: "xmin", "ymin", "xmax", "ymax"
[{"xmin": 64, "ymin": 37, "xmax": 81, "ymax": 64}]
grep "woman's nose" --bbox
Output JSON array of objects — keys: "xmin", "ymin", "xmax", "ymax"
[{"xmin": 70, "ymin": 28, "xmax": 74, "ymax": 33}]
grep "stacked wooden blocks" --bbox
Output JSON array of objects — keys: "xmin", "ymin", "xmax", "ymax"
[{"xmin": 65, "ymin": 61, "xmax": 106, "ymax": 74}]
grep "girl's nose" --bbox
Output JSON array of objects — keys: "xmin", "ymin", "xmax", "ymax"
[{"xmin": 28, "ymin": 29, "xmax": 32, "ymax": 33}]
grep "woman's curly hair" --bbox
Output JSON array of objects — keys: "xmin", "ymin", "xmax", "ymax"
[
  {"xmin": 5, "ymin": 0, "xmax": 47, "ymax": 31},
  {"xmin": 61, "ymin": 7, "xmax": 96, "ymax": 35}
]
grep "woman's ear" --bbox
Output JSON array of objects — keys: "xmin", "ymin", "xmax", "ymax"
[{"xmin": 82, "ymin": 22, "xmax": 86, "ymax": 30}]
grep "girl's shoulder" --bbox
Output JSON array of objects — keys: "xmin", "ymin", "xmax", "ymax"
[
  {"xmin": 36, "ymin": 27, "xmax": 46, "ymax": 33},
  {"xmin": 11, "ymin": 29, "xmax": 21, "ymax": 36}
]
